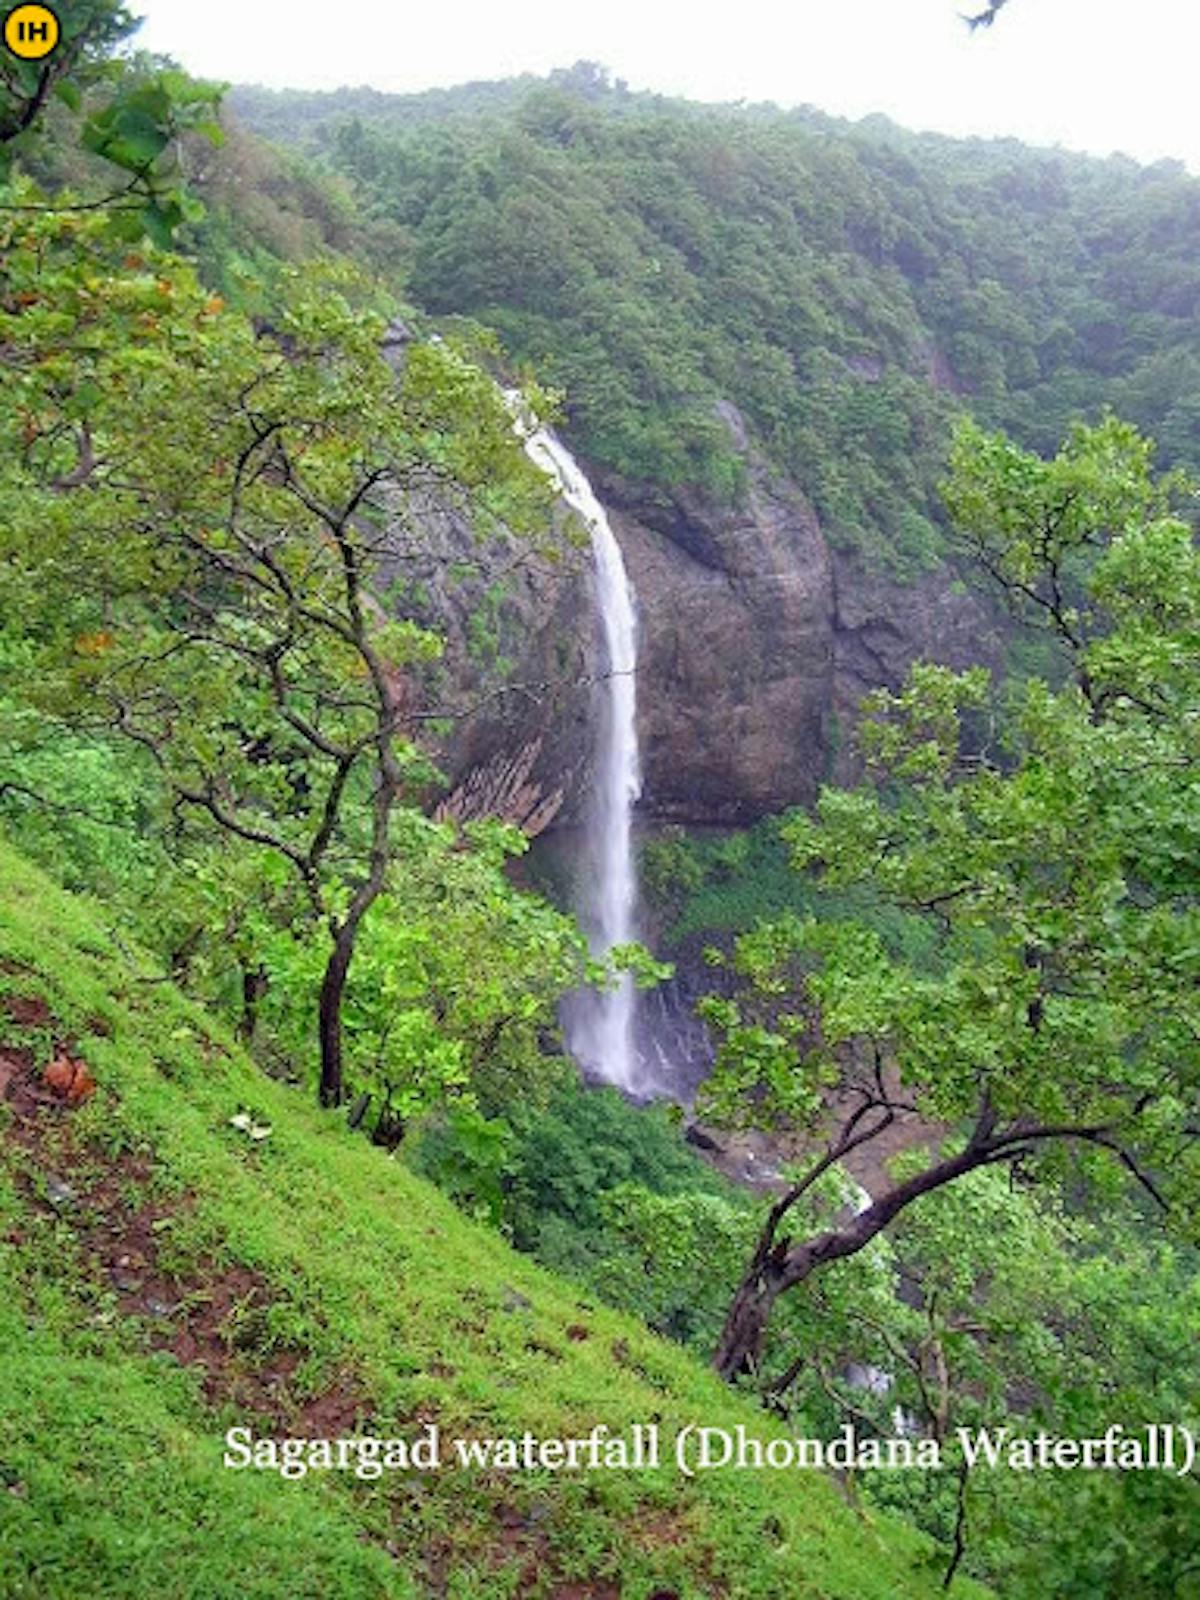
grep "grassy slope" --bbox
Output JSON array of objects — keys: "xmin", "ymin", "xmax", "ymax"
[{"xmin": 0, "ymin": 837, "xmax": 984, "ymax": 1600}]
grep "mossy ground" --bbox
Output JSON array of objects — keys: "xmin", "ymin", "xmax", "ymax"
[{"xmin": 0, "ymin": 836, "xmax": 984, "ymax": 1599}]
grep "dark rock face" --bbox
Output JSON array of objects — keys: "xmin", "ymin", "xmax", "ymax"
[
  {"xmin": 421, "ymin": 401, "xmax": 1004, "ymax": 834},
  {"xmin": 598, "ymin": 443, "xmax": 835, "ymax": 825},
  {"xmin": 377, "ymin": 482, "xmax": 600, "ymax": 837},
  {"xmin": 590, "ymin": 403, "xmax": 1002, "ymax": 824},
  {"xmin": 829, "ymin": 546, "xmax": 1006, "ymax": 785}
]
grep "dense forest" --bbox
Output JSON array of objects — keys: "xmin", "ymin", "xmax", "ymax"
[
  {"xmin": 236, "ymin": 64, "xmax": 1200, "ymax": 572},
  {"xmin": 1, "ymin": 14, "xmax": 1198, "ymax": 1600}
]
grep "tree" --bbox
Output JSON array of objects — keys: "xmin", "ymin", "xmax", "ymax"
[
  {"xmin": 0, "ymin": 0, "xmax": 134, "ymax": 151},
  {"xmin": 702, "ymin": 416, "xmax": 1200, "ymax": 1380},
  {"xmin": 760, "ymin": 1165, "xmax": 1200, "ymax": 1593},
  {"xmin": 0, "ymin": 209, "xmax": 559, "ymax": 1108},
  {"xmin": 2, "ymin": 2, "xmax": 224, "ymax": 244}
]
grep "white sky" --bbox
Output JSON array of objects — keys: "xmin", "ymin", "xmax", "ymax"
[{"xmin": 131, "ymin": 0, "xmax": 1200, "ymax": 172}]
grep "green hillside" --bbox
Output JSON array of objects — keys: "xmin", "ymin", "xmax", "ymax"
[
  {"xmin": 233, "ymin": 66, "xmax": 1200, "ymax": 571},
  {"xmin": 0, "ymin": 837, "xmax": 979, "ymax": 1600}
]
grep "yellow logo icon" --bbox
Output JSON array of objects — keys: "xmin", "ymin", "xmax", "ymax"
[{"xmin": 4, "ymin": 3, "xmax": 60, "ymax": 60}]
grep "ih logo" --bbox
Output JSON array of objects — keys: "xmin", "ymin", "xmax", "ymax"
[{"xmin": 4, "ymin": 3, "xmax": 60, "ymax": 60}]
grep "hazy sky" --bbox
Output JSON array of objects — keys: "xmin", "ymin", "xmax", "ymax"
[{"xmin": 132, "ymin": 0, "xmax": 1200, "ymax": 171}]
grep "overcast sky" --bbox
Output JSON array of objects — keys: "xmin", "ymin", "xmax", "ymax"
[{"xmin": 131, "ymin": 0, "xmax": 1200, "ymax": 172}]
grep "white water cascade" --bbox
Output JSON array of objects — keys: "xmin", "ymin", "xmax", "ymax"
[{"xmin": 518, "ymin": 421, "xmax": 644, "ymax": 1093}]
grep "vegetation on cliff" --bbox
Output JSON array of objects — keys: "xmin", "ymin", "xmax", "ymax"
[{"xmin": 237, "ymin": 65, "xmax": 1200, "ymax": 571}]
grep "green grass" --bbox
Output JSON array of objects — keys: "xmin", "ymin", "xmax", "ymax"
[{"xmin": 0, "ymin": 835, "xmax": 985, "ymax": 1599}]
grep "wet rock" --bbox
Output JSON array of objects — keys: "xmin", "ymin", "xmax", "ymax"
[
  {"xmin": 603, "ymin": 433, "xmax": 835, "ymax": 825},
  {"xmin": 684, "ymin": 1124, "xmax": 724, "ymax": 1155},
  {"xmin": 379, "ymin": 475, "xmax": 597, "ymax": 839}
]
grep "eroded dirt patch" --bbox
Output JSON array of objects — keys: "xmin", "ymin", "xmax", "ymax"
[{"xmin": 0, "ymin": 988, "xmax": 363, "ymax": 1434}]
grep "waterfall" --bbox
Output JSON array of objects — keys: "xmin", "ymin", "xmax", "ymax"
[{"xmin": 517, "ymin": 421, "xmax": 644, "ymax": 1093}]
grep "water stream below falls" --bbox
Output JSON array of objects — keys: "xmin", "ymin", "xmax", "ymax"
[{"xmin": 518, "ymin": 424, "xmax": 646, "ymax": 1094}]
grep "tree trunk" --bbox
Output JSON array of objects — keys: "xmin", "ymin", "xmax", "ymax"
[
  {"xmin": 239, "ymin": 964, "xmax": 268, "ymax": 1044},
  {"xmin": 713, "ymin": 1271, "xmax": 782, "ymax": 1382},
  {"xmin": 316, "ymin": 841, "xmax": 395, "ymax": 1108},
  {"xmin": 318, "ymin": 918, "xmax": 359, "ymax": 1108}
]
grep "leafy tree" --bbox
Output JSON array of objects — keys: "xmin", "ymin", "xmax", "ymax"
[
  {"xmin": 700, "ymin": 417, "xmax": 1200, "ymax": 1379},
  {"xmin": 1, "ymin": 3, "xmax": 223, "ymax": 242},
  {"xmin": 252, "ymin": 816, "xmax": 587, "ymax": 1120},
  {"xmin": 754, "ymin": 1166, "xmax": 1200, "ymax": 1594},
  {"xmin": 408, "ymin": 1073, "xmax": 751, "ymax": 1341},
  {"xmin": 0, "ymin": 0, "xmax": 133, "ymax": 152},
  {"xmin": 0, "ymin": 207, "xmax": 562, "ymax": 1107}
]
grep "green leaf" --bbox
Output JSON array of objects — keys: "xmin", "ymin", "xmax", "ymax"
[
  {"xmin": 54, "ymin": 80, "xmax": 83, "ymax": 113},
  {"xmin": 193, "ymin": 119, "xmax": 225, "ymax": 148},
  {"xmin": 139, "ymin": 201, "xmax": 180, "ymax": 250}
]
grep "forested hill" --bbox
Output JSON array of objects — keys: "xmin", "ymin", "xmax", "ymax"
[{"xmin": 232, "ymin": 65, "xmax": 1200, "ymax": 573}]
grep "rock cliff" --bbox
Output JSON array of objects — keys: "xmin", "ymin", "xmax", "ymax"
[
  {"xmin": 424, "ymin": 402, "xmax": 1004, "ymax": 835},
  {"xmin": 381, "ymin": 480, "xmax": 599, "ymax": 836}
]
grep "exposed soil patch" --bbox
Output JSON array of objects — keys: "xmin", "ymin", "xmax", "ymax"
[
  {"xmin": 0, "ymin": 1044, "xmax": 32, "ymax": 1101},
  {"xmin": 408, "ymin": 1488, "xmax": 698, "ymax": 1599},
  {"xmin": 490, "ymin": 1500, "xmax": 552, "ymax": 1596},
  {"xmin": 0, "ymin": 987, "xmax": 363, "ymax": 1434},
  {"xmin": 2, "ymin": 993, "xmax": 53, "ymax": 1030},
  {"xmin": 629, "ymin": 1508, "xmax": 689, "ymax": 1551}
]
